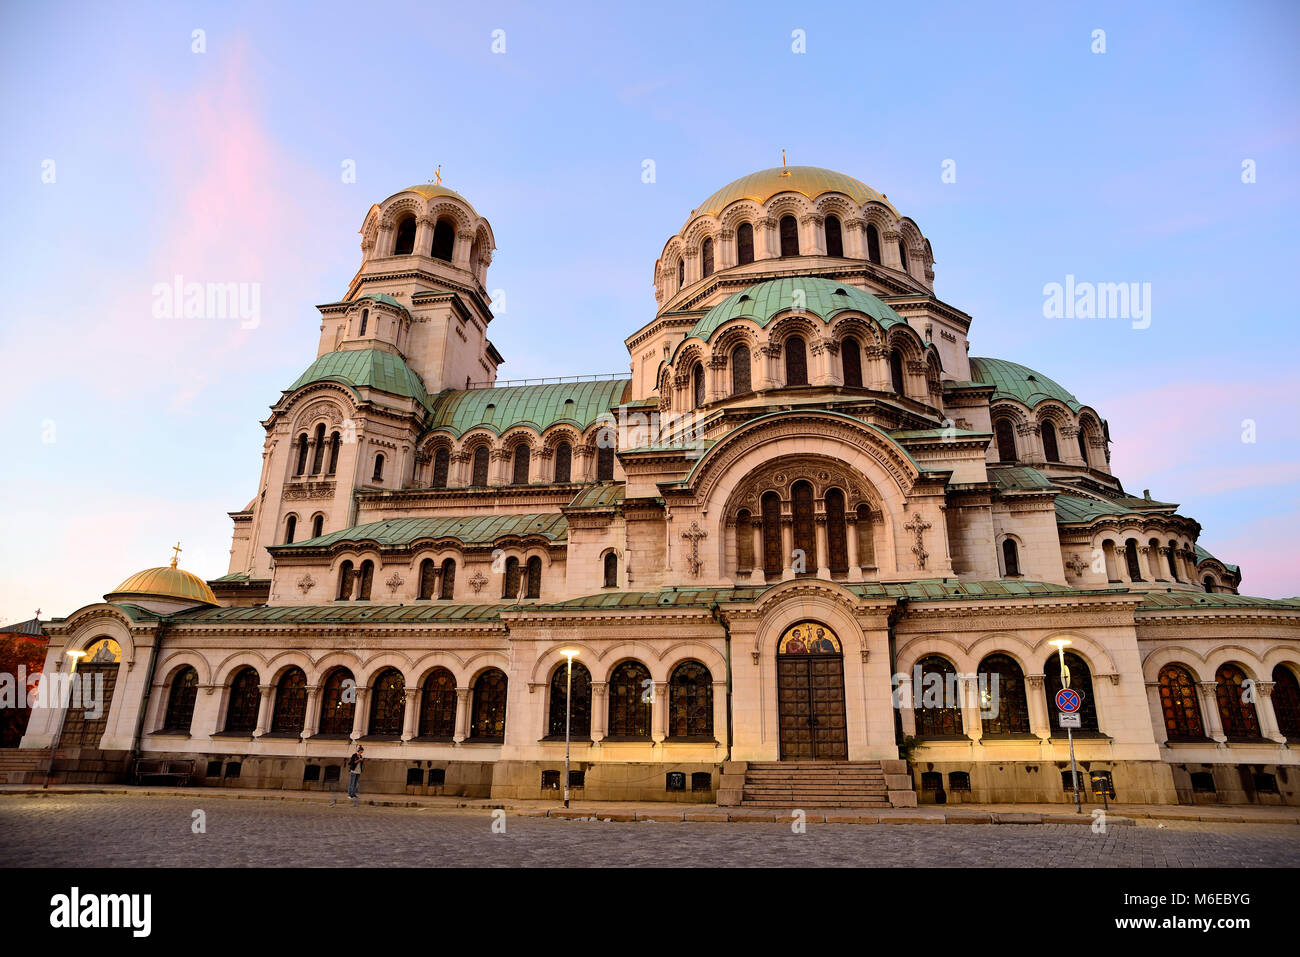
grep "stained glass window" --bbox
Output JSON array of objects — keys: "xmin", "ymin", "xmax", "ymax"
[
  {"xmin": 368, "ymin": 668, "xmax": 406, "ymax": 736},
  {"xmin": 470, "ymin": 669, "xmax": 508, "ymax": 739},
  {"xmin": 978, "ymin": 654, "xmax": 1030, "ymax": 735},
  {"xmin": 1043, "ymin": 652, "xmax": 1098, "ymax": 732},
  {"xmin": 318, "ymin": 668, "xmax": 355, "ymax": 735},
  {"xmin": 547, "ymin": 661, "xmax": 592, "ymax": 738},
  {"xmin": 761, "ymin": 492, "xmax": 782, "ymax": 576},
  {"xmin": 667, "ymin": 661, "xmax": 713, "ymax": 738},
  {"xmin": 914, "ymin": 656, "xmax": 963, "ymax": 737},
  {"xmin": 1158, "ymin": 664, "xmax": 1202, "ymax": 739},
  {"xmin": 271, "ymin": 667, "xmax": 307, "ymax": 734},
  {"xmin": 1215, "ymin": 664, "xmax": 1260, "ymax": 739},
  {"xmin": 419, "ymin": 668, "xmax": 457, "ymax": 739},
  {"xmin": 224, "ymin": 667, "xmax": 260, "ymax": 733},
  {"xmin": 731, "ymin": 345, "xmax": 751, "ymax": 394},
  {"xmin": 825, "ymin": 488, "xmax": 848, "ymax": 572},
  {"xmin": 785, "ymin": 336, "xmax": 808, "ymax": 386},
  {"xmin": 792, "ymin": 481, "xmax": 815, "ymax": 572},
  {"xmin": 737, "ymin": 222, "xmax": 754, "ymax": 264},
  {"xmin": 608, "ymin": 661, "xmax": 651, "ymax": 738},
  {"xmin": 163, "ymin": 667, "xmax": 198, "ymax": 733},
  {"xmin": 842, "ymin": 337, "xmax": 862, "ymax": 388},
  {"xmin": 1273, "ymin": 665, "xmax": 1300, "ymax": 739}
]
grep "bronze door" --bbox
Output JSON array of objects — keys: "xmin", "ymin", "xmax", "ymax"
[
  {"xmin": 59, "ymin": 664, "xmax": 117, "ymax": 747},
  {"xmin": 777, "ymin": 654, "xmax": 848, "ymax": 760}
]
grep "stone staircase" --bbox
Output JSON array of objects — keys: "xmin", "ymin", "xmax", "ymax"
[
  {"xmin": 0, "ymin": 749, "xmax": 51, "ymax": 785},
  {"xmin": 719, "ymin": 760, "xmax": 917, "ymax": 808}
]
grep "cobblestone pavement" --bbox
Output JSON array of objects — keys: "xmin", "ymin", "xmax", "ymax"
[{"xmin": 1, "ymin": 795, "xmax": 1297, "ymax": 867}]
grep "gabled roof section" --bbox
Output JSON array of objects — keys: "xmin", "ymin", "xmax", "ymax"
[
  {"xmin": 565, "ymin": 483, "xmax": 625, "ymax": 510},
  {"xmin": 990, "ymin": 466, "xmax": 1057, "ymax": 491},
  {"xmin": 288, "ymin": 348, "xmax": 433, "ymax": 410},
  {"xmin": 690, "ymin": 277, "xmax": 908, "ymax": 343},
  {"xmin": 426, "ymin": 378, "xmax": 631, "ymax": 437},
  {"xmin": 272, "ymin": 513, "xmax": 568, "ymax": 551},
  {"xmin": 969, "ymin": 357, "xmax": 1083, "ymax": 413}
]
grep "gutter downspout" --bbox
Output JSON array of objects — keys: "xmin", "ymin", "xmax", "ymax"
[
  {"xmin": 887, "ymin": 598, "xmax": 908, "ymax": 751},
  {"xmin": 128, "ymin": 618, "xmax": 170, "ymax": 776},
  {"xmin": 708, "ymin": 602, "xmax": 733, "ymax": 761}
]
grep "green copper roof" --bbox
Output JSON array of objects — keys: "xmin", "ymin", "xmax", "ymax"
[
  {"xmin": 274, "ymin": 513, "xmax": 568, "ymax": 551},
  {"xmin": 427, "ymin": 379, "xmax": 631, "ymax": 437},
  {"xmin": 991, "ymin": 466, "xmax": 1057, "ymax": 491},
  {"xmin": 689, "ymin": 277, "xmax": 908, "ymax": 343},
  {"xmin": 357, "ymin": 292, "xmax": 405, "ymax": 310},
  {"xmin": 969, "ymin": 357, "xmax": 1083, "ymax": 412},
  {"xmin": 288, "ymin": 349, "xmax": 432, "ymax": 409},
  {"xmin": 176, "ymin": 602, "xmax": 502, "ymax": 624},
  {"xmin": 1194, "ymin": 544, "xmax": 1240, "ymax": 574},
  {"xmin": 1139, "ymin": 591, "xmax": 1293, "ymax": 611},
  {"xmin": 566, "ymin": 483, "xmax": 625, "ymax": 509}
]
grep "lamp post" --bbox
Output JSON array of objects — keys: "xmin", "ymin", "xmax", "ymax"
[
  {"xmin": 1049, "ymin": 638, "xmax": 1081, "ymax": 813},
  {"xmin": 560, "ymin": 649, "xmax": 579, "ymax": 809},
  {"xmin": 44, "ymin": 649, "xmax": 86, "ymax": 789}
]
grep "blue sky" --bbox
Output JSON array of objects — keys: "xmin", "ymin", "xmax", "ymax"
[{"xmin": 1, "ymin": 0, "xmax": 1297, "ymax": 619}]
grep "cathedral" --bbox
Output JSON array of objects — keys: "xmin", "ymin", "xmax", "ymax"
[{"xmin": 21, "ymin": 166, "xmax": 1300, "ymax": 807}]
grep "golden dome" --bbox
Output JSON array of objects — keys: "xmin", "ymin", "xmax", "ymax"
[
  {"xmin": 395, "ymin": 183, "xmax": 476, "ymax": 213},
  {"xmin": 690, "ymin": 166, "xmax": 896, "ymax": 223},
  {"xmin": 107, "ymin": 561, "xmax": 218, "ymax": 607}
]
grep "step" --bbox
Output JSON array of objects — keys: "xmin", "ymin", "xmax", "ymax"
[{"xmin": 741, "ymin": 799, "xmax": 892, "ymax": 808}]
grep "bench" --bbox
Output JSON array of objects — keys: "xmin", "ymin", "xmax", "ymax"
[{"xmin": 133, "ymin": 758, "xmax": 195, "ymax": 786}]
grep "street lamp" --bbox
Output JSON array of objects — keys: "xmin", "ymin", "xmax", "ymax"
[
  {"xmin": 560, "ymin": 649, "xmax": 579, "ymax": 809},
  {"xmin": 1048, "ymin": 638, "xmax": 1082, "ymax": 814},
  {"xmin": 44, "ymin": 649, "xmax": 87, "ymax": 789}
]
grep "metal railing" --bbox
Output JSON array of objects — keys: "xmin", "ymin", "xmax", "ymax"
[{"xmin": 465, "ymin": 372, "xmax": 627, "ymax": 389}]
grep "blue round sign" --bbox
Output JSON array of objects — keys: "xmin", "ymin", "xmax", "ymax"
[{"xmin": 1055, "ymin": 688, "xmax": 1082, "ymax": 713}]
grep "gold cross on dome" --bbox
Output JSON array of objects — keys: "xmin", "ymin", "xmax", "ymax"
[
  {"xmin": 434, "ymin": 165, "xmax": 442, "ymax": 185},
  {"xmin": 780, "ymin": 149, "xmax": 790, "ymax": 176},
  {"xmin": 171, "ymin": 542, "xmax": 183, "ymax": 568}
]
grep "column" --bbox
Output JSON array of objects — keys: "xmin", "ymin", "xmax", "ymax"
[
  {"xmin": 303, "ymin": 686, "xmax": 321, "ymax": 739},
  {"xmin": 845, "ymin": 517, "xmax": 860, "ymax": 581},
  {"xmin": 590, "ymin": 682, "xmax": 607, "ymax": 742},
  {"xmin": 1025, "ymin": 675, "xmax": 1051, "ymax": 740},
  {"xmin": 401, "ymin": 688, "xmax": 420, "ymax": 741},
  {"xmin": 1145, "ymin": 680, "xmax": 1168, "ymax": 743},
  {"xmin": 652, "ymin": 681, "xmax": 668, "ymax": 742},
  {"xmin": 1255, "ymin": 682, "xmax": 1286, "ymax": 743},
  {"xmin": 254, "ymin": 685, "xmax": 274, "ymax": 737},
  {"xmin": 844, "ymin": 219, "xmax": 865, "ymax": 259},
  {"xmin": 711, "ymin": 681, "xmax": 727, "ymax": 745},
  {"xmin": 814, "ymin": 516, "xmax": 830, "ymax": 578},
  {"xmin": 414, "ymin": 217, "xmax": 433, "ymax": 258},
  {"xmin": 1198, "ymin": 681, "xmax": 1225, "ymax": 742},
  {"xmin": 801, "ymin": 214, "xmax": 825, "ymax": 255},
  {"xmin": 750, "ymin": 523, "xmax": 765, "ymax": 585},
  {"xmin": 350, "ymin": 688, "xmax": 370, "ymax": 740},
  {"xmin": 453, "ymin": 688, "xmax": 471, "ymax": 742},
  {"xmin": 781, "ymin": 517, "xmax": 795, "ymax": 580},
  {"xmin": 757, "ymin": 217, "xmax": 776, "ymax": 260},
  {"xmin": 961, "ymin": 673, "xmax": 984, "ymax": 743}
]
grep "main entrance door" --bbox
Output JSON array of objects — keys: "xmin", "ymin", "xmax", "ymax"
[{"xmin": 776, "ymin": 621, "xmax": 848, "ymax": 760}]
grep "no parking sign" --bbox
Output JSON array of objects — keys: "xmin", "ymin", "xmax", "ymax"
[{"xmin": 1055, "ymin": 688, "xmax": 1082, "ymax": 713}]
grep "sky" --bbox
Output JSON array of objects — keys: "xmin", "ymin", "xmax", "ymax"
[{"xmin": 1, "ymin": 0, "xmax": 1297, "ymax": 621}]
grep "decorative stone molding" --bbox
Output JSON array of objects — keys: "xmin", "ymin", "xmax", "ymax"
[
  {"xmin": 284, "ymin": 481, "xmax": 336, "ymax": 501},
  {"xmin": 904, "ymin": 512, "xmax": 932, "ymax": 570},
  {"xmin": 296, "ymin": 573, "xmax": 316, "ymax": 594}
]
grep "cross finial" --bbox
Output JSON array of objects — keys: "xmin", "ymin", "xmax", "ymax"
[
  {"xmin": 780, "ymin": 149, "xmax": 790, "ymax": 175},
  {"xmin": 170, "ymin": 542, "xmax": 182, "ymax": 568},
  {"xmin": 434, "ymin": 164, "xmax": 442, "ymax": 185}
]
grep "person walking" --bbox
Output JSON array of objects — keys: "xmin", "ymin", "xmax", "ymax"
[{"xmin": 346, "ymin": 745, "xmax": 364, "ymax": 805}]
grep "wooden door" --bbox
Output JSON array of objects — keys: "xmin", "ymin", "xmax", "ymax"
[{"xmin": 777, "ymin": 654, "xmax": 848, "ymax": 760}]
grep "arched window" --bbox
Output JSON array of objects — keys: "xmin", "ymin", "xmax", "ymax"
[
  {"xmin": 1215, "ymin": 664, "xmax": 1260, "ymax": 739},
  {"xmin": 1043, "ymin": 652, "xmax": 1099, "ymax": 732},
  {"xmin": 359, "ymin": 308, "xmax": 369, "ymax": 337},
  {"xmin": 730, "ymin": 345, "xmax": 751, "ymax": 394},
  {"xmin": 368, "ymin": 668, "xmax": 405, "ymax": 737},
  {"xmin": 691, "ymin": 362, "xmax": 706, "ymax": 408},
  {"xmin": 294, "ymin": 433, "xmax": 309, "ymax": 476},
  {"xmin": 162, "ymin": 667, "xmax": 198, "ymax": 733},
  {"xmin": 824, "ymin": 216, "xmax": 844, "ymax": 257},
  {"xmin": 1041, "ymin": 420, "xmax": 1060, "ymax": 462},
  {"xmin": 336, "ymin": 560, "xmax": 354, "ymax": 600},
  {"xmin": 310, "ymin": 513, "xmax": 324, "ymax": 539},
  {"xmin": 502, "ymin": 557, "xmax": 521, "ymax": 599},
  {"xmin": 994, "ymin": 419, "xmax": 1017, "ymax": 462},
  {"xmin": 978, "ymin": 654, "xmax": 1030, "ymax": 735},
  {"xmin": 439, "ymin": 558, "xmax": 455, "ymax": 599},
  {"xmin": 1271, "ymin": 665, "xmax": 1300, "ymax": 739},
  {"xmin": 677, "ymin": 258, "xmax": 684, "ymax": 288},
  {"xmin": 1203, "ymin": 576, "xmax": 1214, "ymax": 593},
  {"xmin": 779, "ymin": 215, "xmax": 799, "ymax": 256},
  {"xmin": 471, "ymin": 445, "xmax": 490, "ymax": 486},
  {"xmin": 737, "ymin": 222, "xmax": 754, "ymax": 264},
  {"xmin": 356, "ymin": 560, "xmax": 374, "ymax": 600},
  {"xmin": 432, "ymin": 447, "xmax": 450, "ymax": 488},
  {"xmin": 792, "ymin": 481, "xmax": 815, "ymax": 573},
  {"xmin": 284, "ymin": 514, "xmax": 297, "ymax": 544},
  {"xmin": 1158, "ymin": 664, "xmax": 1203, "ymax": 740},
  {"xmin": 842, "ymin": 337, "xmax": 862, "ymax": 388},
  {"xmin": 1002, "ymin": 539, "xmax": 1021, "ymax": 577},
  {"xmin": 418, "ymin": 558, "xmax": 437, "ymax": 600},
  {"xmin": 735, "ymin": 510, "xmax": 753, "ymax": 573},
  {"xmin": 525, "ymin": 556, "xmax": 542, "ymax": 599},
  {"xmin": 825, "ymin": 488, "xmax": 848, "ymax": 573},
  {"xmin": 554, "ymin": 441, "xmax": 572, "ymax": 483},
  {"xmin": 1167, "ymin": 540, "xmax": 1180, "ymax": 581},
  {"xmin": 311, "ymin": 423, "xmax": 326, "ymax": 474},
  {"xmin": 327, "ymin": 431, "xmax": 340, "ymax": 474},
  {"xmin": 372, "ymin": 454, "xmax": 385, "ymax": 482},
  {"xmin": 318, "ymin": 668, "xmax": 356, "ymax": 735},
  {"xmin": 470, "ymin": 669, "xmax": 508, "ymax": 739},
  {"xmin": 1124, "ymin": 539, "xmax": 1143, "ymax": 581},
  {"xmin": 898, "ymin": 240, "xmax": 909, "ymax": 272},
  {"xmin": 855, "ymin": 505, "xmax": 875, "ymax": 567},
  {"xmin": 603, "ymin": 551, "xmax": 618, "ymax": 588},
  {"xmin": 418, "ymin": 668, "xmax": 457, "ymax": 739},
  {"xmin": 431, "ymin": 219, "xmax": 455, "ymax": 261},
  {"xmin": 512, "ymin": 444, "xmax": 530, "ymax": 485},
  {"xmin": 271, "ymin": 667, "xmax": 307, "ymax": 734},
  {"xmin": 393, "ymin": 216, "xmax": 416, "ymax": 255},
  {"xmin": 889, "ymin": 349, "xmax": 906, "ymax": 397},
  {"xmin": 701, "ymin": 237, "xmax": 714, "ymax": 278},
  {"xmin": 224, "ymin": 667, "xmax": 260, "ymax": 733},
  {"xmin": 866, "ymin": 224, "xmax": 881, "ymax": 263},
  {"xmin": 1077, "ymin": 430, "xmax": 1089, "ymax": 464},
  {"xmin": 668, "ymin": 661, "xmax": 713, "ymax": 738},
  {"xmin": 596, "ymin": 442, "xmax": 615, "ymax": 481},
  {"xmin": 607, "ymin": 661, "xmax": 651, "ymax": 738},
  {"xmin": 785, "ymin": 336, "xmax": 808, "ymax": 386},
  {"xmin": 913, "ymin": 656, "xmax": 963, "ymax": 737},
  {"xmin": 761, "ymin": 491, "xmax": 782, "ymax": 576},
  {"xmin": 547, "ymin": 660, "xmax": 592, "ymax": 738}
]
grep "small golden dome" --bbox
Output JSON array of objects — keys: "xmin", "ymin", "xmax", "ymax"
[{"xmin": 107, "ymin": 560, "xmax": 218, "ymax": 607}]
